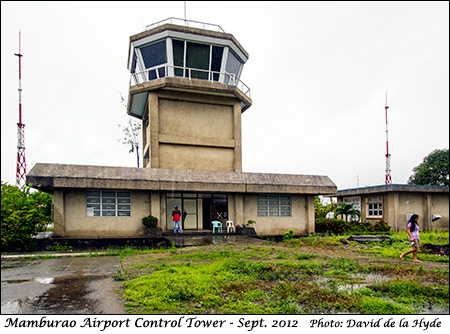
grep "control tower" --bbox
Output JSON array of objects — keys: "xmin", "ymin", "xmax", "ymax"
[{"xmin": 126, "ymin": 18, "xmax": 252, "ymax": 172}]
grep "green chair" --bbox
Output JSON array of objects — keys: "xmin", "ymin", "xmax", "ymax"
[{"xmin": 211, "ymin": 220, "xmax": 222, "ymax": 233}]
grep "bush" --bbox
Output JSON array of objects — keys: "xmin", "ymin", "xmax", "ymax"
[
  {"xmin": 1, "ymin": 182, "xmax": 52, "ymax": 251},
  {"xmin": 142, "ymin": 215, "xmax": 158, "ymax": 228},
  {"xmin": 315, "ymin": 218, "xmax": 349, "ymax": 234},
  {"xmin": 315, "ymin": 218, "xmax": 391, "ymax": 235},
  {"xmin": 284, "ymin": 229, "xmax": 295, "ymax": 240}
]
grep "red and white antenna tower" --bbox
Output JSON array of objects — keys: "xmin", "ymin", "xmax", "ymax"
[
  {"xmin": 384, "ymin": 91, "xmax": 392, "ymax": 184},
  {"xmin": 15, "ymin": 31, "xmax": 26, "ymax": 187}
]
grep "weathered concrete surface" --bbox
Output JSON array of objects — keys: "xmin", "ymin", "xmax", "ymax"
[
  {"xmin": 26, "ymin": 163, "xmax": 337, "ymax": 195},
  {"xmin": 1, "ymin": 256, "xmax": 125, "ymax": 314}
]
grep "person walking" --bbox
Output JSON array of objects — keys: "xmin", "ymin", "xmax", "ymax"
[
  {"xmin": 172, "ymin": 205, "xmax": 182, "ymax": 234},
  {"xmin": 400, "ymin": 214, "xmax": 422, "ymax": 263}
]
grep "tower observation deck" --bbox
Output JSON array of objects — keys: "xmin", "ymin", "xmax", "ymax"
[
  {"xmin": 126, "ymin": 18, "xmax": 252, "ymax": 171},
  {"xmin": 126, "ymin": 18, "xmax": 251, "ymax": 119}
]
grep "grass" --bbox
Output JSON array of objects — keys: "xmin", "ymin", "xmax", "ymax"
[
  {"xmin": 118, "ymin": 231, "xmax": 449, "ymax": 314},
  {"xmin": 285, "ymin": 231, "xmax": 449, "ymax": 262}
]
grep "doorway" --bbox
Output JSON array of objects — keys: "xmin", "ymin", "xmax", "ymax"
[
  {"xmin": 202, "ymin": 194, "xmax": 228, "ymax": 230},
  {"xmin": 166, "ymin": 192, "xmax": 228, "ymax": 231}
]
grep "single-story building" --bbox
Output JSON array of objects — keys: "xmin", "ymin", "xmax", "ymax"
[
  {"xmin": 335, "ymin": 184, "xmax": 449, "ymax": 231},
  {"xmin": 27, "ymin": 163, "xmax": 336, "ymax": 237}
]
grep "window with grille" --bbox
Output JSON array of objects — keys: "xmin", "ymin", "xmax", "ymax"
[
  {"xmin": 367, "ymin": 197, "xmax": 383, "ymax": 217},
  {"xmin": 257, "ymin": 195, "xmax": 291, "ymax": 217},
  {"xmin": 86, "ymin": 190, "xmax": 131, "ymax": 217}
]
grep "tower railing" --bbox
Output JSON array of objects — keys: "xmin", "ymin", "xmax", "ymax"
[
  {"xmin": 130, "ymin": 64, "xmax": 251, "ymax": 99},
  {"xmin": 146, "ymin": 17, "xmax": 225, "ymax": 33}
]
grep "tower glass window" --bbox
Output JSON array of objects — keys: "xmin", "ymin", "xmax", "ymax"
[
  {"xmin": 225, "ymin": 50, "xmax": 242, "ymax": 84},
  {"xmin": 186, "ymin": 42, "xmax": 210, "ymax": 79},
  {"xmin": 211, "ymin": 46, "xmax": 224, "ymax": 81},
  {"xmin": 173, "ymin": 39, "xmax": 185, "ymax": 77},
  {"xmin": 140, "ymin": 40, "xmax": 167, "ymax": 80},
  {"xmin": 172, "ymin": 40, "xmax": 224, "ymax": 81}
]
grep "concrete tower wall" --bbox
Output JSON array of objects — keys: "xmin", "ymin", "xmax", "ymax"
[{"xmin": 143, "ymin": 90, "xmax": 242, "ymax": 172}]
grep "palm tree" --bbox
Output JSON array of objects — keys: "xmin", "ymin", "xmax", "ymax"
[{"xmin": 335, "ymin": 203, "xmax": 360, "ymax": 222}]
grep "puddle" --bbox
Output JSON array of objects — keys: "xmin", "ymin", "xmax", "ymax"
[
  {"xmin": 315, "ymin": 271, "xmax": 394, "ymax": 294},
  {"xmin": 1, "ymin": 275, "xmax": 101, "ymax": 314},
  {"xmin": 315, "ymin": 273, "xmax": 449, "ymax": 314},
  {"xmin": 28, "ymin": 276, "xmax": 100, "ymax": 314},
  {"xmin": 35, "ymin": 277, "xmax": 55, "ymax": 284},
  {"xmin": 2, "ymin": 255, "xmax": 124, "ymax": 314}
]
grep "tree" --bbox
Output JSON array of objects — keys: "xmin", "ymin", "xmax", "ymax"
[
  {"xmin": 118, "ymin": 94, "xmax": 142, "ymax": 167},
  {"xmin": 314, "ymin": 196, "xmax": 335, "ymax": 219},
  {"xmin": 1, "ymin": 182, "xmax": 52, "ymax": 251},
  {"xmin": 335, "ymin": 202, "xmax": 360, "ymax": 222},
  {"xmin": 407, "ymin": 149, "xmax": 449, "ymax": 186}
]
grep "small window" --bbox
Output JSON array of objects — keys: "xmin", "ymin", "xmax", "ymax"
[
  {"xmin": 86, "ymin": 190, "xmax": 131, "ymax": 217},
  {"xmin": 366, "ymin": 197, "xmax": 383, "ymax": 217},
  {"xmin": 368, "ymin": 203, "xmax": 383, "ymax": 217}
]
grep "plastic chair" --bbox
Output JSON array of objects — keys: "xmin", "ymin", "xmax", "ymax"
[
  {"xmin": 211, "ymin": 220, "xmax": 222, "ymax": 233},
  {"xmin": 226, "ymin": 220, "xmax": 235, "ymax": 233}
]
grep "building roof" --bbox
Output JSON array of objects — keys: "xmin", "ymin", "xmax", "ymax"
[
  {"xmin": 336, "ymin": 184, "xmax": 449, "ymax": 197},
  {"xmin": 26, "ymin": 163, "xmax": 337, "ymax": 195}
]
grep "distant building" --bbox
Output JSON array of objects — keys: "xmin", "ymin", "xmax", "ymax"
[
  {"xmin": 336, "ymin": 184, "xmax": 449, "ymax": 231},
  {"xmin": 27, "ymin": 19, "xmax": 336, "ymax": 237}
]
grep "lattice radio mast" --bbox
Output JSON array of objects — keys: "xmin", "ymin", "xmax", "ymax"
[
  {"xmin": 15, "ymin": 31, "xmax": 26, "ymax": 187},
  {"xmin": 384, "ymin": 91, "xmax": 392, "ymax": 184}
]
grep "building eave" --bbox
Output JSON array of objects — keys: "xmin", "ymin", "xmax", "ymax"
[
  {"xmin": 334, "ymin": 184, "xmax": 449, "ymax": 197},
  {"xmin": 26, "ymin": 163, "xmax": 337, "ymax": 195}
]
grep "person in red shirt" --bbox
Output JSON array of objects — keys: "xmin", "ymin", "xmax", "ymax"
[{"xmin": 172, "ymin": 205, "xmax": 182, "ymax": 234}]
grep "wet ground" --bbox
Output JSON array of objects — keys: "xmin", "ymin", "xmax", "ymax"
[
  {"xmin": 1, "ymin": 256, "xmax": 125, "ymax": 314},
  {"xmin": 3, "ymin": 235, "xmax": 447, "ymax": 314},
  {"xmin": 0, "ymin": 235, "xmax": 265, "ymax": 314},
  {"xmin": 166, "ymin": 234, "xmax": 268, "ymax": 247}
]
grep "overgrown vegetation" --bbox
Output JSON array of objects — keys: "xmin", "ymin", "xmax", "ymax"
[
  {"xmin": 314, "ymin": 196, "xmax": 391, "ymax": 235},
  {"xmin": 119, "ymin": 231, "xmax": 448, "ymax": 314},
  {"xmin": 1, "ymin": 182, "xmax": 52, "ymax": 251},
  {"xmin": 315, "ymin": 218, "xmax": 391, "ymax": 235}
]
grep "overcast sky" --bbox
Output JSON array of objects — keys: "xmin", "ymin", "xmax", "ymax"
[{"xmin": 2, "ymin": 1, "xmax": 449, "ymax": 190}]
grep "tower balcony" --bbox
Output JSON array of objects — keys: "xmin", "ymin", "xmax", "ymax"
[{"xmin": 130, "ymin": 64, "xmax": 251, "ymax": 98}]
